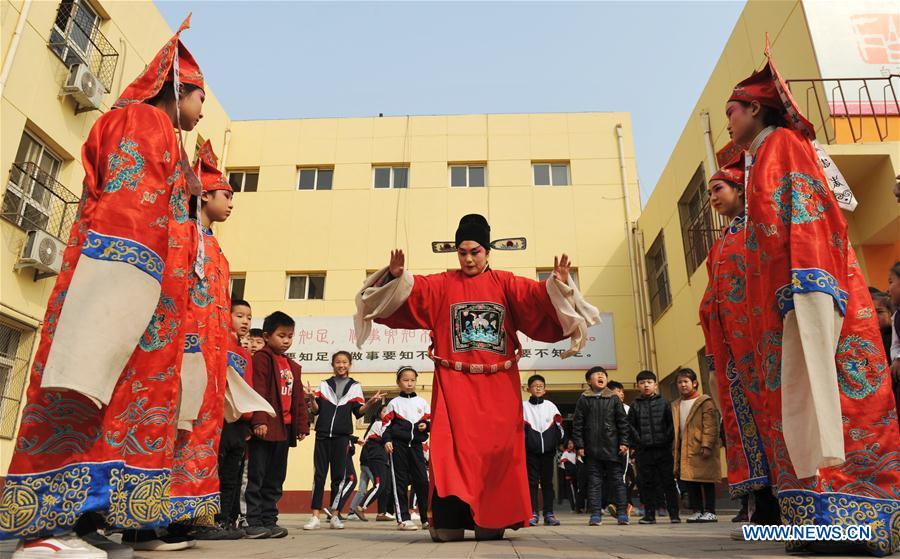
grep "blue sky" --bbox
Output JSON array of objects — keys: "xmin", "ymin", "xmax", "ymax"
[{"xmin": 156, "ymin": 1, "xmax": 745, "ymax": 204}]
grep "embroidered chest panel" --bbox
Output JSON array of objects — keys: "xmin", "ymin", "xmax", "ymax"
[{"xmin": 450, "ymin": 301, "xmax": 507, "ymax": 355}]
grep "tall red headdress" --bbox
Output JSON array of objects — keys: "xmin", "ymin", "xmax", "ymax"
[
  {"xmin": 113, "ymin": 15, "xmax": 204, "ymax": 109},
  {"xmin": 194, "ymin": 141, "xmax": 231, "ymax": 193},
  {"xmin": 725, "ymin": 36, "xmax": 857, "ymax": 211}
]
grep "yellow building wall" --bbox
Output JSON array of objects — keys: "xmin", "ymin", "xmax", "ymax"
[
  {"xmin": 219, "ymin": 112, "xmax": 644, "ymax": 493},
  {"xmin": 637, "ymin": 0, "xmax": 900, "ymax": 387},
  {"xmin": 0, "ymin": 0, "xmax": 231, "ymax": 474}
]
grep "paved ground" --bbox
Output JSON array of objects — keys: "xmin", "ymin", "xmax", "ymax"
[{"xmin": 130, "ymin": 510, "xmax": 808, "ymax": 559}]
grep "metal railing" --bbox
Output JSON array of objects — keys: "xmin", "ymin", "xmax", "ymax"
[
  {"xmin": 1, "ymin": 162, "xmax": 80, "ymax": 244},
  {"xmin": 0, "ymin": 320, "xmax": 35, "ymax": 440},
  {"xmin": 48, "ymin": 1, "xmax": 118, "ymax": 92},
  {"xmin": 682, "ymin": 192, "xmax": 730, "ymax": 275},
  {"xmin": 786, "ymin": 75, "xmax": 900, "ymax": 144}
]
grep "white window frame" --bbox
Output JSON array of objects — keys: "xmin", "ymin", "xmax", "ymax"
[
  {"xmin": 372, "ymin": 166, "xmax": 409, "ymax": 189},
  {"xmin": 285, "ymin": 273, "xmax": 326, "ymax": 300},
  {"xmin": 537, "ymin": 268, "xmax": 579, "ymax": 289},
  {"xmin": 532, "ymin": 162, "xmax": 570, "ymax": 187},
  {"xmin": 50, "ymin": 0, "xmax": 100, "ymax": 67},
  {"xmin": 448, "ymin": 164, "xmax": 487, "ymax": 188},
  {"xmin": 4, "ymin": 131, "xmax": 63, "ymax": 231},
  {"xmin": 296, "ymin": 167, "xmax": 334, "ymax": 191},
  {"xmin": 226, "ymin": 169, "xmax": 259, "ymax": 193}
]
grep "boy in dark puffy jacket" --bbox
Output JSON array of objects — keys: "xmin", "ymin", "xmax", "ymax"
[
  {"xmin": 628, "ymin": 370, "xmax": 681, "ymax": 524},
  {"xmin": 572, "ymin": 366, "xmax": 630, "ymax": 526}
]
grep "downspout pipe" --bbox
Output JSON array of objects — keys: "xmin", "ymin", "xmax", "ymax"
[
  {"xmin": 615, "ymin": 124, "xmax": 649, "ymax": 371},
  {"xmin": 700, "ymin": 111, "xmax": 718, "ymax": 174},
  {"xmin": 0, "ymin": 0, "xmax": 33, "ymax": 98}
]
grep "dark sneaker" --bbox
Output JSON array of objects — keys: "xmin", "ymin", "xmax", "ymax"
[
  {"xmin": 529, "ymin": 515, "xmax": 538, "ymax": 527},
  {"xmin": 732, "ymin": 510, "xmax": 749, "ymax": 523},
  {"xmin": 267, "ymin": 525, "xmax": 288, "ymax": 539},
  {"xmin": 544, "ymin": 514, "xmax": 560, "ymax": 526},
  {"xmin": 617, "ymin": 514, "xmax": 629, "ymax": 525},
  {"xmin": 639, "ymin": 516, "xmax": 656, "ymax": 524},
  {"xmin": 670, "ymin": 516, "xmax": 682, "ymax": 524},
  {"xmin": 588, "ymin": 514, "xmax": 601, "ymax": 526},
  {"xmin": 190, "ymin": 525, "xmax": 242, "ymax": 540},
  {"xmin": 243, "ymin": 526, "xmax": 271, "ymax": 539}
]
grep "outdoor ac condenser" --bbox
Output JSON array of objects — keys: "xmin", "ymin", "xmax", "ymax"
[
  {"xmin": 63, "ymin": 64, "xmax": 103, "ymax": 111},
  {"xmin": 17, "ymin": 230, "xmax": 64, "ymax": 278}
]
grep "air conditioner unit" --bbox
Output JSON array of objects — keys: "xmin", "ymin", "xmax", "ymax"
[
  {"xmin": 16, "ymin": 230, "xmax": 64, "ymax": 278},
  {"xmin": 63, "ymin": 64, "xmax": 103, "ymax": 110}
]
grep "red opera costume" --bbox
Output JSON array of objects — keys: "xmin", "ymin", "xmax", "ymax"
[
  {"xmin": 168, "ymin": 141, "xmax": 233, "ymax": 521},
  {"xmin": 699, "ymin": 160, "xmax": 771, "ymax": 498},
  {"xmin": 355, "ymin": 216, "xmax": 600, "ymax": 533},
  {"xmin": 709, "ymin": 46, "xmax": 900, "ymax": 556},
  {"xmin": 0, "ymin": 18, "xmax": 205, "ymax": 539}
]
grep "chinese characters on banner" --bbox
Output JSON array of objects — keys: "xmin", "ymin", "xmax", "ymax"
[{"xmin": 252, "ymin": 315, "xmax": 617, "ymax": 373}]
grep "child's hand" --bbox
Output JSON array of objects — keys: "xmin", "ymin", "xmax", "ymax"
[
  {"xmin": 618, "ymin": 444, "xmax": 628, "ymax": 455},
  {"xmin": 297, "ymin": 433, "xmax": 307, "ymax": 441},
  {"xmin": 417, "ymin": 423, "xmax": 427, "ymax": 432},
  {"xmin": 699, "ymin": 447, "xmax": 711, "ymax": 458},
  {"xmin": 384, "ymin": 442, "xmax": 394, "ymax": 454},
  {"xmin": 368, "ymin": 391, "xmax": 386, "ymax": 405},
  {"xmin": 253, "ymin": 424, "xmax": 268, "ymax": 438}
]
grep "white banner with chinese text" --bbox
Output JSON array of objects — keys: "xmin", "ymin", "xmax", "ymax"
[{"xmin": 256, "ymin": 314, "xmax": 617, "ymax": 373}]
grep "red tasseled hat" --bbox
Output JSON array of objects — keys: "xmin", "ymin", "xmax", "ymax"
[
  {"xmin": 194, "ymin": 141, "xmax": 231, "ymax": 193},
  {"xmin": 709, "ymin": 156, "xmax": 744, "ymax": 189},
  {"xmin": 727, "ymin": 35, "xmax": 816, "ymax": 140},
  {"xmin": 113, "ymin": 15, "xmax": 204, "ymax": 109}
]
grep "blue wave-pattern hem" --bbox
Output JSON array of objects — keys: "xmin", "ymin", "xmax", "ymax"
[
  {"xmin": 0, "ymin": 462, "xmax": 172, "ymax": 540},
  {"xmin": 169, "ymin": 493, "xmax": 220, "ymax": 524},
  {"xmin": 778, "ymin": 490, "xmax": 900, "ymax": 557},
  {"xmin": 728, "ymin": 476, "xmax": 771, "ymax": 498},
  {"xmin": 227, "ymin": 351, "xmax": 247, "ymax": 378},
  {"xmin": 82, "ymin": 230, "xmax": 164, "ymax": 283},
  {"xmin": 184, "ymin": 333, "xmax": 201, "ymax": 353},
  {"xmin": 775, "ymin": 268, "xmax": 848, "ymax": 318}
]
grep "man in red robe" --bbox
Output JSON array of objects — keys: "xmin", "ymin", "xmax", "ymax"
[
  {"xmin": 0, "ymin": 16, "xmax": 207, "ymax": 556},
  {"xmin": 355, "ymin": 214, "xmax": 600, "ymax": 541},
  {"xmin": 723, "ymin": 44, "xmax": 900, "ymax": 556}
]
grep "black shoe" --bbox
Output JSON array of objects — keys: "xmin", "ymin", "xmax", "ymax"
[
  {"xmin": 638, "ymin": 516, "xmax": 656, "ymax": 524},
  {"xmin": 267, "ymin": 525, "xmax": 288, "ymax": 539},
  {"xmin": 670, "ymin": 516, "xmax": 682, "ymax": 523},
  {"xmin": 732, "ymin": 510, "xmax": 749, "ymax": 523},
  {"xmin": 243, "ymin": 526, "xmax": 271, "ymax": 539}
]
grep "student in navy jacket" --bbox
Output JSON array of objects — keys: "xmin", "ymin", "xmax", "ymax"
[
  {"xmin": 303, "ymin": 351, "xmax": 383, "ymax": 530},
  {"xmin": 523, "ymin": 374, "xmax": 564, "ymax": 526},
  {"xmin": 383, "ymin": 367, "xmax": 431, "ymax": 531}
]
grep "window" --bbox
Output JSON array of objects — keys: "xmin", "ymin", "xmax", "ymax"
[
  {"xmin": 645, "ymin": 232, "xmax": 672, "ymax": 321},
  {"xmin": 373, "ymin": 166, "xmax": 409, "ymax": 189},
  {"xmin": 0, "ymin": 320, "xmax": 36, "ymax": 439},
  {"xmin": 49, "ymin": 0, "xmax": 100, "ymax": 70},
  {"xmin": 297, "ymin": 168, "xmax": 333, "ymax": 191},
  {"xmin": 679, "ymin": 164, "xmax": 719, "ymax": 275},
  {"xmin": 227, "ymin": 170, "xmax": 259, "ymax": 193},
  {"xmin": 449, "ymin": 164, "xmax": 486, "ymax": 188},
  {"xmin": 2, "ymin": 132, "xmax": 63, "ymax": 233},
  {"xmin": 537, "ymin": 268, "xmax": 580, "ymax": 289},
  {"xmin": 532, "ymin": 162, "xmax": 569, "ymax": 186},
  {"xmin": 286, "ymin": 274, "xmax": 326, "ymax": 300},
  {"xmin": 229, "ymin": 274, "xmax": 246, "ymax": 301}
]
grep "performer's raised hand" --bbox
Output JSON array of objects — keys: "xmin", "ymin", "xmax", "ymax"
[
  {"xmin": 553, "ymin": 254, "xmax": 571, "ymax": 284},
  {"xmin": 389, "ymin": 249, "xmax": 405, "ymax": 277}
]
